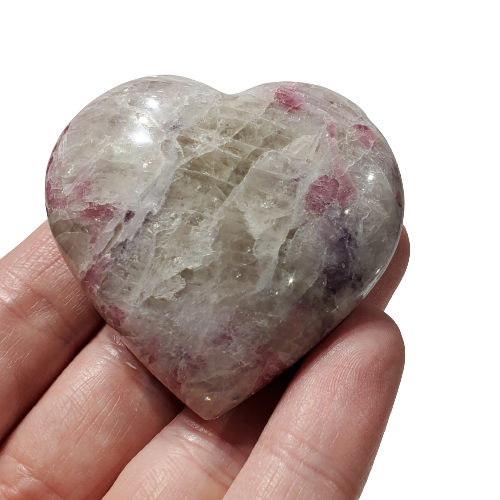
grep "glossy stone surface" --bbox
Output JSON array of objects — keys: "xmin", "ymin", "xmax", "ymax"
[{"xmin": 46, "ymin": 76, "xmax": 404, "ymax": 419}]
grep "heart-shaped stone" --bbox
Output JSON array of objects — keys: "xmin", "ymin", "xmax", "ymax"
[{"xmin": 46, "ymin": 76, "xmax": 404, "ymax": 419}]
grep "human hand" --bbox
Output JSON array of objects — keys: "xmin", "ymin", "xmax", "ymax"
[{"xmin": 0, "ymin": 223, "xmax": 409, "ymax": 500}]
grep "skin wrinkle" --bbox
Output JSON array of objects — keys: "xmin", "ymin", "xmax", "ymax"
[
  {"xmin": 254, "ymin": 390, "xmax": 357, "ymax": 499},
  {"xmin": 112, "ymin": 439, "xmax": 232, "ymax": 500},
  {"xmin": 0, "ymin": 281, "xmax": 50, "ymax": 335},
  {"xmin": 260, "ymin": 430, "xmax": 357, "ymax": 499},
  {"xmin": 164, "ymin": 428, "xmax": 235, "ymax": 491},
  {"xmin": 0, "ymin": 452, "xmax": 65, "ymax": 500},
  {"xmin": 1, "ymin": 263, "xmax": 57, "ymax": 304},
  {"xmin": 69, "ymin": 390, "xmax": 121, "ymax": 452},
  {"xmin": 1, "ymin": 237, "xmax": 61, "ymax": 283},
  {"xmin": 114, "ymin": 413, "xmax": 249, "ymax": 500},
  {"xmin": 173, "ymin": 414, "xmax": 243, "ymax": 456},
  {"xmin": 73, "ymin": 388, "xmax": 138, "ymax": 490},
  {"xmin": 133, "ymin": 467, "xmax": 167, "ymax": 499},
  {"xmin": 133, "ymin": 467, "xmax": 174, "ymax": 500},
  {"xmin": 174, "ymin": 414, "xmax": 250, "ymax": 473},
  {"xmin": 0, "ymin": 335, "xmax": 29, "ymax": 366},
  {"xmin": 0, "ymin": 278, "xmax": 78, "ymax": 351}
]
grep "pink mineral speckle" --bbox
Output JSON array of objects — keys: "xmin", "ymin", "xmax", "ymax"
[
  {"xmin": 336, "ymin": 167, "xmax": 357, "ymax": 207},
  {"xmin": 106, "ymin": 305, "xmax": 126, "ymax": 329},
  {"xmin": 305, "ymin": 175, "xmax": 340, "ymax": 214},
  {"xmin": 353, "ymin": 124, "xmax": 378, "ymax": 149},
  {"xmin": 81, "ymin": 257, "xmax": 112, "ymax": 297},
  {"xmin": 45, "ymin": 179, "xmax": 68, "ymax": 210},
  {"xmin": 274, "ymin": 86, "xmax": 304, "ymax": 111},
  {"xmin": 325, "ymin": 119, "xmax": 337, "ymax": 138},
  {"xmin": 305, "ymin": 169, "xmax": 356, "ymax": 213},
  {"xmin": 211, "ymin": 331, "xmax": 233, "ymax": 347},
  {"xmin": 78, "ymin": 203, "xmax": 117, "ymax": 246},
  {"xmin": 173, "ymin": 353, "xmax": 206, "ymax": 383},
  {"xmin": 252, "ymin": 345, "xmax": 288, "ymax": 392},
  {"xmin": 72, "ymin": 181, "xmax": 92, "ymax": 199},
  {"xmin": 396, "ymin": 190, "xmax": 403, "ymax": 208},
  {"xmin": 80, "ymin": 202, "xmax": 116, "ymax": 223},
  {"xmin": 144, "ymin": 337, "xmax": 161, "ymax": 365}
]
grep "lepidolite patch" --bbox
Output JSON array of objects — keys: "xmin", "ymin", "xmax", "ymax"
[{"xmin": 46, "ymin": 76, "xmax": 404, "ymax": 419}]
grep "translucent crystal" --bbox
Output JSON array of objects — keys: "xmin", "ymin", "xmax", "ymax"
[{"xmin": 46, "ymin": 76, "xmax": 404, "ymax": 419}]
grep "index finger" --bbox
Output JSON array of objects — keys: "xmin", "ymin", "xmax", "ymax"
[{"xmin": 0, "ymin": 222, "xmax": 103, "ymax": 441}]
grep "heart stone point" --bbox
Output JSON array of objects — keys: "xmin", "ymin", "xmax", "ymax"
[{"xmin": 46, "ymin": 76, "xmax": 404, "ymax": 419}]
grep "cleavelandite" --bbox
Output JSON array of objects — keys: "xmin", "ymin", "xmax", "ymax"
[{"xmin": 46, "ymin": 76, "xmax": 404, "ymax": 419}]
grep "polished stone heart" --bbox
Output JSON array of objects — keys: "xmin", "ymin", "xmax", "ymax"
[{"xmin": 46, "ymin": 76, "xmax": 404, "ymax": 419}]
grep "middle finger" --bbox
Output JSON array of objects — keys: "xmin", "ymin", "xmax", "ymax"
[{"xmin": 0, "ymin": 325, "xmax": 183, "ymax": 500}]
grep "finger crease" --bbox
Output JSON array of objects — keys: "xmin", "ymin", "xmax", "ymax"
[
  {"xmin": 0, "ymin": 273, "xmax": 97, "ymax": 351},
  {"xmin": 261, "ymin": 430, "xmax": 359, "ymax": 500},
  {"xmin": 160, "ymin": 425, "xmax": 239, "ymax": 491},
  {"xmin": 0, "ymin": 450, "xmax": 65, "ymax": 500}
]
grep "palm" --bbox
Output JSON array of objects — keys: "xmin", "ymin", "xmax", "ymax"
[{"xmin": 0, "ymin": 223, "xmax": 409, "ymax": 500}]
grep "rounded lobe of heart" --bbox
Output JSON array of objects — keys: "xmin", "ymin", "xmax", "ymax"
[{"xmin": 45, "ymin": 76, "xmax": 404, "ymax": 419}]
